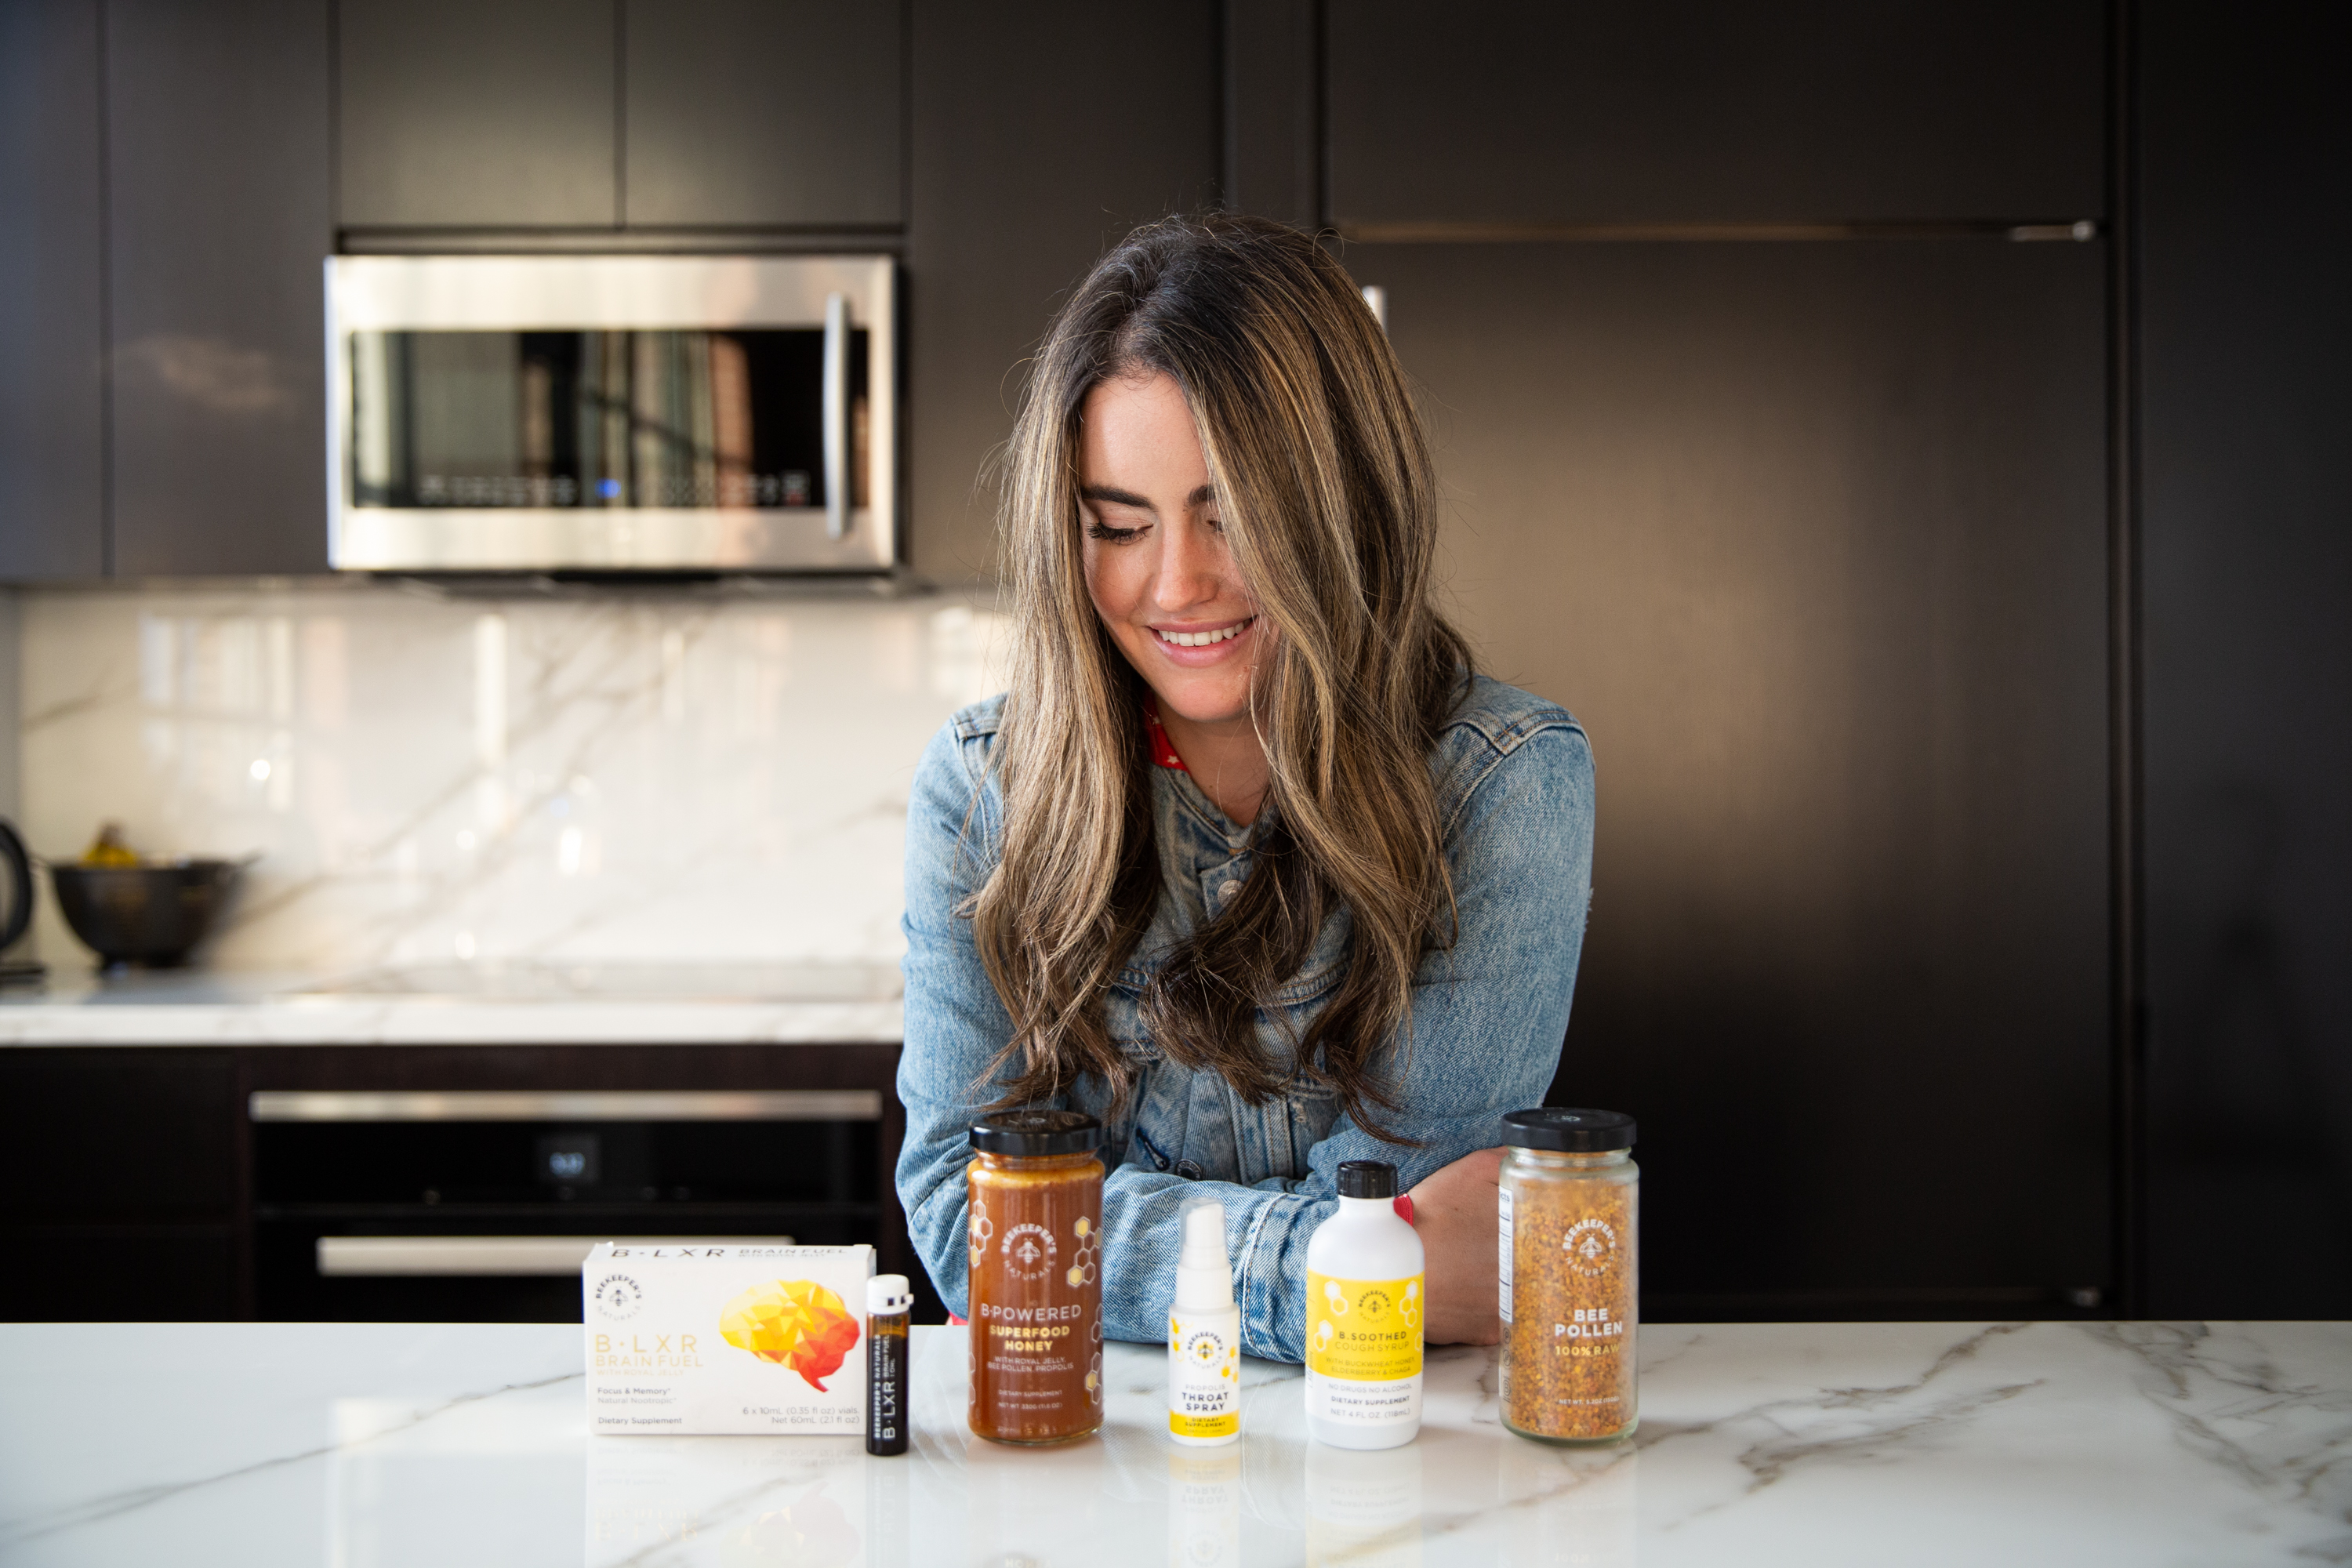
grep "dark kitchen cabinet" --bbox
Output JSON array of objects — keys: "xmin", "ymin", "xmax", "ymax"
[
  {"xmin": 0, "ymin": 1050, "xmax": 242, "ymax": 1319},
  {"xmin": 622, "ymin": 0, "xmax": 905, "ymax": 228},
  {"xmin": 107, "ymin": 0, "xmax": 333, "ymax": 575},
  {"xmin": 2140, "ymin": 2, "xmax": 2352, "ymax": 1318},
  {"xmin": 0, "ymin": 0, "xmax": 106, "ymax": 580},
  {"xmin": 906, "ymin": 0, "xmax": 1221, "ymax": 583},
  {"xmin": 337, "ymin": 0, "xmax": 619, "ymax": 229},
  {"xmin": 340, "ymin": 0, "xmax": 909, "ymax": 234},
  {"xmin": 0, "ymin": 1042, "xmax": 930, "ymax": 1326},
  {"xmin": 1327, "ymin": 0, "xmax": 2107, "ymax": 227},
  {"xmin": 1359, "ymin": 238, "xmax": 2112, "ymax": 1315}
]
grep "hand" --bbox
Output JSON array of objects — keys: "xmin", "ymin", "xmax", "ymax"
[{"xmin": 1409, "ymin": 1146, "xmax": 1503, "ymax": 1345}]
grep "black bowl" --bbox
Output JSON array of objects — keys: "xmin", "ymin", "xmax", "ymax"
[{"xmin": 47, "ymin": 861, "xmax": 246, "ymax": 967}]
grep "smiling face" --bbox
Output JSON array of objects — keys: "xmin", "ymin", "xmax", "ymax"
[{"xmin": 1077, "ymin": 372, "xmax": 1263, "ymax": 731}]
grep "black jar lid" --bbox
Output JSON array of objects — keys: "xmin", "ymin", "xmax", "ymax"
[
  {"xmin": 969, "ymin": 1109, "xmax": 1105, "ymax": 1156},
  {"xmin": 1501, "ymin": 1108, "xmax": 1635, "ymax": 1152},
  {"xmin": 1336, "ymin": 1160, "xmax": 1398, "ymax": 1199}
]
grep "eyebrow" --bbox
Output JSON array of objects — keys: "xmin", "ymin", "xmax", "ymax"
[{"xmin": 1077, "ymin": 484, "xmax": 1219, "ymax": 510}]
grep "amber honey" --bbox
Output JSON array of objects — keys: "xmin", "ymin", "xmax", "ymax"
[{"xmin": 965, "ymin": 1111, "xmax": 1105, "ymax": 1444}]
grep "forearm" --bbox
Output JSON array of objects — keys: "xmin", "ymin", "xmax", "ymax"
[{"xmin": 1094, "ymin": 1165, "xmax": 1332, "ymax": 1362}]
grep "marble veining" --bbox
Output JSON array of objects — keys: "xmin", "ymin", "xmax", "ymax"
[
  {"xmin": 2, "ymin": 1319, "xmax": 2344, "ymax": 1566},
  {"xmin": 13, "ymin": 583, "xmax": 1005, "ymax": 978}
]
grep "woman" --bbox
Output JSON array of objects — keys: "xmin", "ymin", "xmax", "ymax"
[{"xmin": 898, "ymin": 213, "xmax": 1593, "ymax": 1361}]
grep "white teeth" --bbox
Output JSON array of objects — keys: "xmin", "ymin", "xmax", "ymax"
[{"xmin": 1158, "ymin": 620, "xmax": 1250, "ymax": 648}]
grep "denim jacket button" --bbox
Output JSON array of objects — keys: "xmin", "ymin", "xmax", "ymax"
[{"xmin": 1217, "ymin": 880, "xmax": 1241, "ymax": 901}]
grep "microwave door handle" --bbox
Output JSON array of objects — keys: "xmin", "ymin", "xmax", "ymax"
[{"xmin": 822, "ymin": 292, "xmax": 850, "ymax": 540}]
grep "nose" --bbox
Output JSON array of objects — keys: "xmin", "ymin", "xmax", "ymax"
[{"xmin": 1151, "ymin": 515, "xmax": 1224, "ymax": 613}]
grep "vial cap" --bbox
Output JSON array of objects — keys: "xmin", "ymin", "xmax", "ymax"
[
  {"xmin": 1336, "ymin": 1160, "xmax": 1397, "ymax": 1199},
  {"xmin": 1500, "ymin": 1107, "xmax": 1635, "ymax": 1152},
  {"xmin": 968, "ymin": 1109, "xmax": 1104, "ymax": 1156},
  {"xmin": 866, "ymin": 1274, "xmax": 913, "ymax": 1315}
]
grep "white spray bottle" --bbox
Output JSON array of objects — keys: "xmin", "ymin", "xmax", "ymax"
[{"xmin": 1168, "ymin": 1197, "xmax": 1242, "ymax": 1445}]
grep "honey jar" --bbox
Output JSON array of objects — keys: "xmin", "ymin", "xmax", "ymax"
[{"xmin": 965, "ymin": 1109, "xmax": 1106, "ymax": 1444}]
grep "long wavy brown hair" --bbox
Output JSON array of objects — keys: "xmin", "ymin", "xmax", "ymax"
[{"xmin": 969, "ymin": 213, "xmax": 1472, "ymax": 1142}]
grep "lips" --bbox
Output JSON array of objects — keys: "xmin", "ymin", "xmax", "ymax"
[{"xmin": 1151, "ymin": 617, "xmax": 1254, "ymax": 648}]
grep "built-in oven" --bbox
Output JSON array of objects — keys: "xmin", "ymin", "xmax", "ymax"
[
  {"xmin": 325, "ymin": 255, "xmax": 897, "ymax": 572},
  {"xmin": 250, "ymin": 1089, "xmax": 887, "ymax": 1323}
]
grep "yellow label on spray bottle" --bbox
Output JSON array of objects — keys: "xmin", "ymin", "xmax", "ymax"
[{"xmin": 1168, "ymin": 1314, "xmax": 1240, "ymax": 1439}]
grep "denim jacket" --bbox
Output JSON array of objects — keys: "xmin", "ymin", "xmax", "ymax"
[{"xmin": 895, "ymin": 673, "xmax": 1595, "ymax": 1363}]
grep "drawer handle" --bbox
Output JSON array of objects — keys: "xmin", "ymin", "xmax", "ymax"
[
  {"xmin": 315, "ymin": 1235, "xmax": 797, "ymax": 1277},
  {"xmin": 250, "ymin": 1090, "xmax": 882, "ymax": 1123}
]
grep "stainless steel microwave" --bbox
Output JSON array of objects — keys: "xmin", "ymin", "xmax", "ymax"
[{"xmin": 325, "ymin": 255, "xmax": 897, "ymax": 572}]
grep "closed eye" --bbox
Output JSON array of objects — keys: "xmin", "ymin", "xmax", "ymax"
[{"xmin": 1084, "ymin": 519, "xmax": 1145, "ymax": 543}]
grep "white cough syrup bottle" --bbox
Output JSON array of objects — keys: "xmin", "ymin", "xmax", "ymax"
[
  {"xmin": 1167, "ymin": 1197, "xmax": 1242, "ymax": 1445},
  {"xmin": 1304, "ymin": 1160, "xmax": 1425, "ymax": 1448}
]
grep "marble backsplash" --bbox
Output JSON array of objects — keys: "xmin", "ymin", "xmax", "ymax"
[{"xmin": 9, "ymin": 581, "xmax": 1006, "ymax": 975}]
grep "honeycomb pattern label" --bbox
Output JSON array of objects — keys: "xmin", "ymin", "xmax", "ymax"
[
  {"xmin": 968, "ymin": 1196, "xmax": 993, "ymax": 1269},
  {"xmin": 1066, "ymin": 1213, "xmax": 1099, "ymax": 1289}
]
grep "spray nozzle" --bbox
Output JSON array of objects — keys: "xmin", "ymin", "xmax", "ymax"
[
  {"xmin": 1181, "ymin": 1199, "xmax": 1227, "ymax": 1265},
  {"xmin": 1174, "ymin": 1197, "xmax": 1236, "ymax": 1312}
]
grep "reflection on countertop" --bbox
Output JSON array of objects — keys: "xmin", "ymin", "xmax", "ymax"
[
  {"xmin": 0, "ymin": 1319, "xmax": 2344, "ymax": 1566},
  {"xmin": 0, "ymin": 960, "xmax": 904, "ymax": 1045}
]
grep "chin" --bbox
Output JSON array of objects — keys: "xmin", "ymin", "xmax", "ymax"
[{"xmin": 1152, "ymin": 677, "xmax": 1254, "ymax": 728}]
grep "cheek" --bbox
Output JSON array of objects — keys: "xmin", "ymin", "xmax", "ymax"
[{"xmin": 1082, "ymin": 540, "xmax": 1142, "ymax": 623}]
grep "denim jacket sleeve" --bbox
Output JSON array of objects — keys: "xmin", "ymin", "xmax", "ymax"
[
  {"xmin": 895, "ymin": 692, "xmax": 1595, "ymax": 1362},
  {"xmin": 895, "ymin": 707, "xmax": 1014, "ymax": 1323}
]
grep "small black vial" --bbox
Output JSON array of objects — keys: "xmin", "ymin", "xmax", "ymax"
[{"xmin": 866, "ymin": 1274, "xmax": 913, "ymax": 1456}]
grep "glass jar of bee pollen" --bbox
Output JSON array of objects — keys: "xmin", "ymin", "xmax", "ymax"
[{"xmin": 1497, "ymin": 1108, "xmax": 1639, "ymax": 1444}]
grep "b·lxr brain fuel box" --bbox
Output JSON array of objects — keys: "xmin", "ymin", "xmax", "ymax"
[{"xmin": 583, "ymin": 1242, "xmax": 875, "ymax": 1435}]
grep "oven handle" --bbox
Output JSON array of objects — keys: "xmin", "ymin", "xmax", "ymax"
[
  {"xmin": 823, "ymin": 291, "xmax": 850, "ymax": 540},
  {"xmin": 249, "ymin": 1089, "xmax": 882, "ymax": 1122},
  {"xmin": 315, "ymin": 1235, "xmax": 797, "ymax": 1277}
]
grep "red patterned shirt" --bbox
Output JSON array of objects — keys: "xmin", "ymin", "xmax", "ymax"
[{"xmin": 1143, "ymin": 695, "xmax": 1189, "ymax": 771}]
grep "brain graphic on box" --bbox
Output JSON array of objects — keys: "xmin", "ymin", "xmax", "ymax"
[{"xmin": 720, "ymin": 1279, "xmax": 862, "ymax": 1391}]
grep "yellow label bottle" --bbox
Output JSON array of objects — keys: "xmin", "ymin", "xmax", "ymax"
[
  {"xmin": 1303, "ymin": 1160, "xmax": 1424, "ymax": 1448},
  {"xmin": 1169, "ymin": 1198, "xmax": 1241, "ymax": 1445}
]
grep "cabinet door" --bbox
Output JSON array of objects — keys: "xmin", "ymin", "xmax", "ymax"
[
  {"xmin": 108, "ymin": 0, "xmax": 333, "ymax": 575},
  {"xmin": 0, "ymin": 1050, "xmax": 240, "ymax": 1319},
  {"xmin": 0, "ymin": 0, "xmax": 105, "ymax": 580},
  {"xmin": 1328, "ymin": 0, "xmax": 2105, "ymax": 226},
  {"xmin": 0, "ymin": 1051, "xmax": 238, "ymax": 1221},
  {"xmin": 624, "ymin": 0, "xmax": 904, "ymax": 227},
  {"xmin": 1359, "ymin": 239, "xmax": 2110, "ymax": 1310},
  {"xmin": 2142, "ymin": 1, "xmax": 2352, "ymax": 1318},
  {"xmin": 338, "ymin": 0, "xmax": 618, "ymax": 228},
  {"xmin": 906, "ymin": 0, "xmax": 1220, "ymax": 583}
]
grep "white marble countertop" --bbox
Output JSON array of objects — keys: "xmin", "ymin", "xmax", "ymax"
[
  {"xmin": 0, "ymin": 964, "xmax": 905, "ymax": 1046},
  {"xmin": 0, "ymin": 1319, "xmax": 2342, "ymax": 1565}
]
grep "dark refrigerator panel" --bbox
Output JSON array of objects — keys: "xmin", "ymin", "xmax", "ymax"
[{"xmin": 1364, "ymin": 238, "xmax": 2111, "ymax": 1316}]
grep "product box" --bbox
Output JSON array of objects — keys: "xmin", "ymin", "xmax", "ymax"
[{"xmin": 583, "ymin": 1242, "xmax": 874, "ymax": 1436}]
